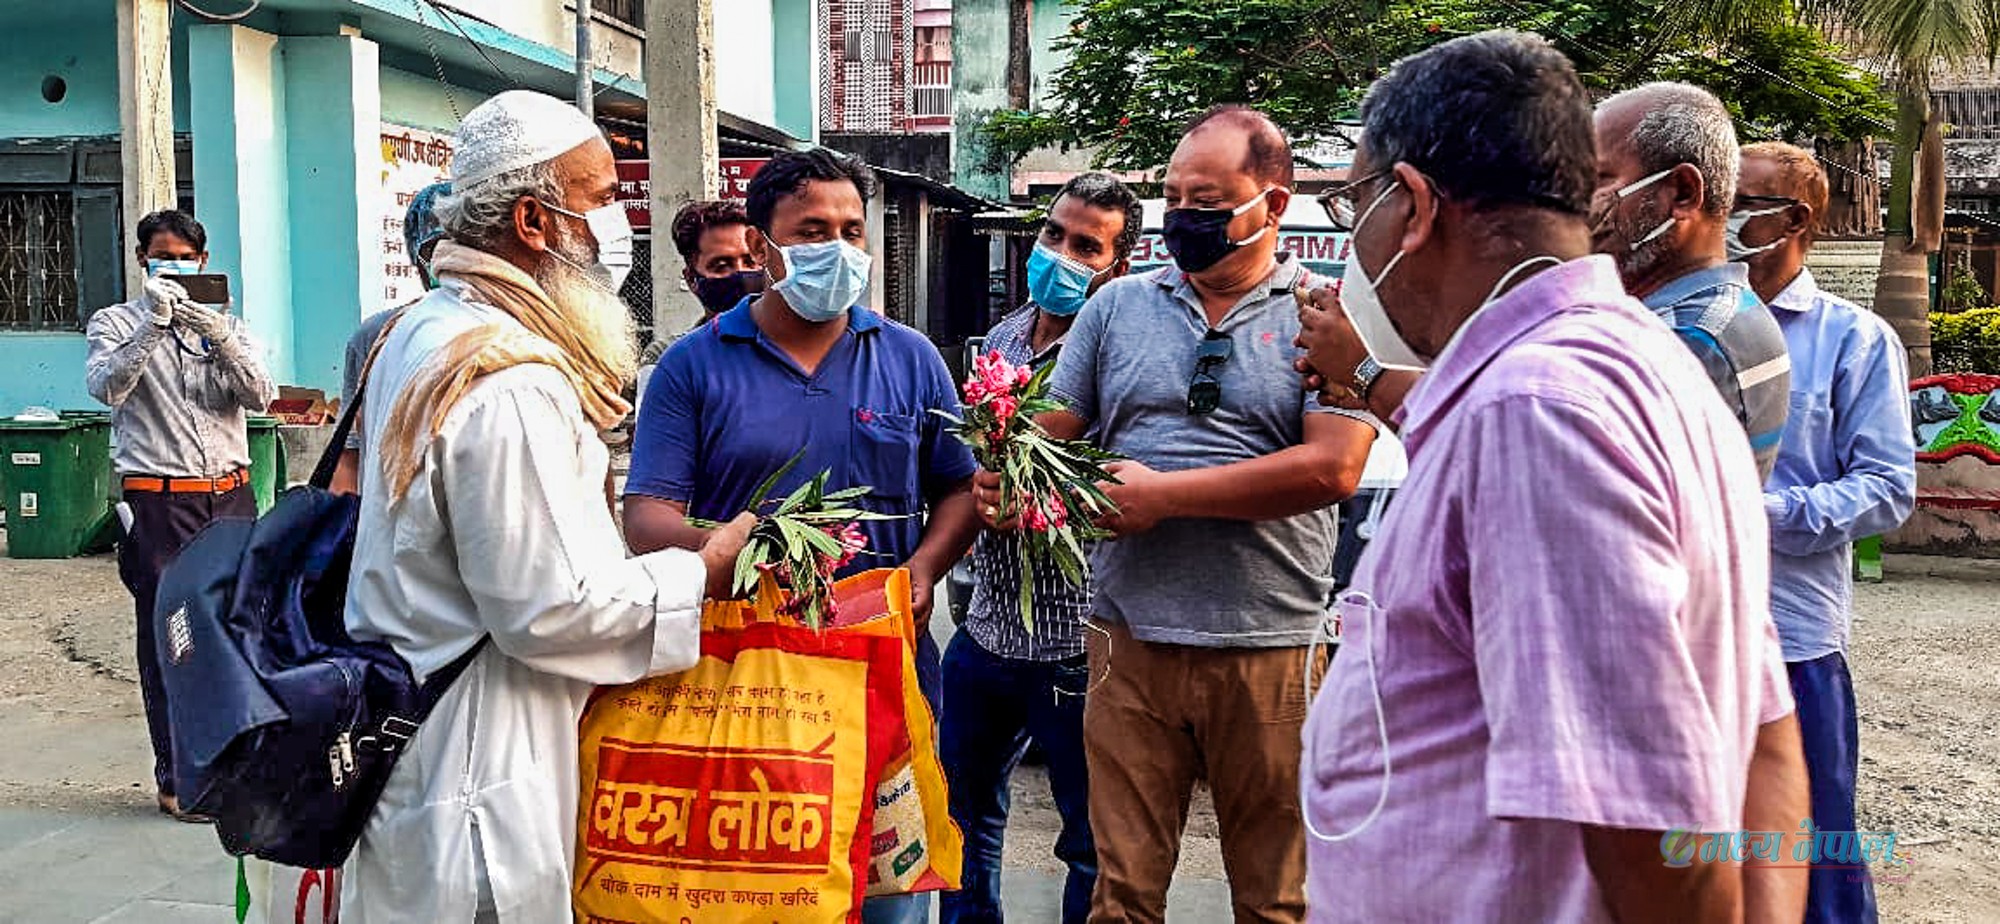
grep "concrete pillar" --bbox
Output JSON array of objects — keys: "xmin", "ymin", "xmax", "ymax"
[
  {"xmin": 281, "ymin": 33, "xmax": 382, "ymax": 392},
  {"xmin": 116, "ymin": 0, "xmax": 178, "ymax": 297},
  {"xmin": 187, "ymin": 24, "xmax": 293, "ymax": 382},
  {"xmin": 646, "ymin": 0, "xmax": 719, "ymax": 337}
]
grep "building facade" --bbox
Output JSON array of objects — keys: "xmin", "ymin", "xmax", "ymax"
[{"xmin": 0, "ymin": 0, "xmax": 816, "ymax": 415}]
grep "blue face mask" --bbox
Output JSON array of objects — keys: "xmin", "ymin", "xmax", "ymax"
[
  {"xmin": 1026, "ymin": 242, "xmax": 1108, "ymax": 317},
  {"xmin": 146, "ymin": 258, "xmax": 201, "ymax": 278},
  {"xmin": 771, "ymin": 239, "xmax": 871, "ymax": 323}
]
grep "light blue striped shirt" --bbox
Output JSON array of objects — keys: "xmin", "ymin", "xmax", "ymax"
[
  {"xmin": 963, "ymin": 302, "xmax": 1092, "ymax": 661},
  {"xmin": 1762, "ymin": 268, "xmax": 1917, "ymax": 661}
]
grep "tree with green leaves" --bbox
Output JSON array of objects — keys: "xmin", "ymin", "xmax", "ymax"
[
  {"xmin": 1806, "ymin": 0, "xmax": 1999, "ymax": 375},
  {"xmin": 985, "ymin": 0, "xmax": 1891, "ymax": 172}
]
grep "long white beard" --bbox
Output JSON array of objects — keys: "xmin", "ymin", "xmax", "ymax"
[{"xmin": 537, "ymin": 227, "xmax": 639, "ymax": 387}]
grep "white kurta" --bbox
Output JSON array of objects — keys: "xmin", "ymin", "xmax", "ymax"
[{"xmin": 341, "ymin": 282, "xmax": 705, "ymax": 924}]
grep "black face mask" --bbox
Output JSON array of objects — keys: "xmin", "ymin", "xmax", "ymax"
[
  {"xmin": 1160, "ymin": 189, "xmax": 1272, "ymax": 274},
  {"xmin": 690, "ymin": 269, "xmax": 766, "ymax": 313}
]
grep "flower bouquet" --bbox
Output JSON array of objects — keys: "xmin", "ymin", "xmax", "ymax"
[
  {"xmin": 936, "ymin": 351, "xmax": 1123, "ymax": 632},
  {"xmin": 691, "ymin": 452, "xmax": 900, "ymax": 629}
]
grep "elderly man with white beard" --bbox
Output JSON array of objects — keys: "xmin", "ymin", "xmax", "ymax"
[{"xmin": 340, "ymin": 90, "xmax": 752, "ymax": 923}]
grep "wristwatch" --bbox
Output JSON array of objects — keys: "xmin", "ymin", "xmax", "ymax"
[{"xmin": 1351, "ymin": 356, "xmax": 1384, "ymax": 401}]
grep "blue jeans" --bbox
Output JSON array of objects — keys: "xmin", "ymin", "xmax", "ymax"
[
  {"xmin": 938, "ymin": 631, "xmax": 1096, "ymax": 924},
  {"xmin": 1789, "ymin": 652, "xmax": 1877, "ymax": 924},
  {"xmin": 860, "ymin": 631, "xmax": 945, "ymax": 924}
]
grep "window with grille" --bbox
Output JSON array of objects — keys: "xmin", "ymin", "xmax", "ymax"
[
  {"xmin": 592, "ymin": 0, "xmax": 644, "ymax": 29},
  {"xmin": 0, "ymin": 192, "xmax": 81, "ymax": 331}
]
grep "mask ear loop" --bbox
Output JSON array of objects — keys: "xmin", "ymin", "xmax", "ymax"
[
  {"xmin": 1053, "ymin": 620, "xmax": 1115, "ymax": 706},
  {"xmin": 1302, "ymin": 589, "xmax": 1392, "ymax": 843}
]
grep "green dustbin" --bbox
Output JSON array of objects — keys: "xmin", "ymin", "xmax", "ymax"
[
  {"xmin": 247, "ymin": 415, "xmax": 286, "ymax": 513},
  {"xmin": 0, "ymin": 415, "xmax": 116, "ymax": 559}
]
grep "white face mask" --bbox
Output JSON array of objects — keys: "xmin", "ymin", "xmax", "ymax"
[
  {"xmin": 1339, "ymin": 183, "xmax": 1425, "ymax": 371},
  {"xmin": 1593, "ymin": 168, "xmax": 1676, "ymax": 253},
  {"xmin": 545, "ymin": 200, "xmax": 636, "ymax": 289},
  {"xmin": 1340, "ymin": 181, "xmax": 1561, "ymax": 373},
  {"xmin": 1726, "ymin": 206, "xmax": 1790, "ymax": 261}
]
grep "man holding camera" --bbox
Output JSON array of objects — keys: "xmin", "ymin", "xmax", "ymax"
[{"xmin": 85, "ymin": 208, "xmax": 275, "ymax": 821}]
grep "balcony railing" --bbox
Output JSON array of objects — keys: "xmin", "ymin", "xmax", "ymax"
[{"xmin": 913, "ymin": 62, "xmax": 951, "ymax": 86}]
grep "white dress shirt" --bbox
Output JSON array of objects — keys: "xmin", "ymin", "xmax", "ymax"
[
  {"xmin": 341, "ymin": 280, "xmax": 705, "ymax": 924},
  {"xmin": 84, "ymin": 298, "xmax": 275, "ymax": 477}
]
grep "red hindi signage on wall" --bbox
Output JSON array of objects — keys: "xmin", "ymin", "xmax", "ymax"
[{"xmin": 615, "ymin": 159, "xmax": 771, "ymax": 232}]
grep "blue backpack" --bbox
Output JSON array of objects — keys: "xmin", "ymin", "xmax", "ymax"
[{"xmin": 151, "ymin": 340, "xmax": 483, "ymax": 869}]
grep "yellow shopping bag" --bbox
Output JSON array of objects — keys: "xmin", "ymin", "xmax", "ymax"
[
  {"xmin": 576, "ymin": 614, "xmax": 902, "ymax": 921},
  {"xmin": 574, "ymin": 568, "xmax": 959, "ymax": 922}
]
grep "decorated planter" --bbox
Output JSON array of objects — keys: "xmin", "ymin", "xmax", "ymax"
[{"xmin": 1891, "ymin": 373, "xmax": 2000, "ymax": 557}]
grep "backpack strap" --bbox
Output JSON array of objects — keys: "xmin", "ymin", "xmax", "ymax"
[
  {"xmin": 371, "ymin": 638, "xmax": 490, "ymax": 749},
  {"xmin": 308, "ymin": 308, "xmax": 412, "ymax": 489}
]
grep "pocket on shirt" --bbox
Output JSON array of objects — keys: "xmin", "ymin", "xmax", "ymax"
[{"xmin": 850, "ymin": 410, "xmax": 922, "ymax": 503}]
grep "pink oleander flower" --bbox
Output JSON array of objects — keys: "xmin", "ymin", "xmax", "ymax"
[
  {"xmin": 1045, "ymin": 496, "xmax": 1069, "ymax": 530},
  {"xmin": 966, "ymin": 351, "xmax": 1031, "ymax": 408},
  {"xmin": 990, "ymin": 394, "xmax": 1020, "ymax": 428},
  {"xmin": 823, "ymin": 522, "xmax": 868, "ymax": 571},
  {"xmin": 1022, "ymin": 503, "xmax": 1050, "ymax": 532}
]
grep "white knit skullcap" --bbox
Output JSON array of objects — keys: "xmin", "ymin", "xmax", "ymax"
[{"xmin": 450, "ymin": 90, "xmax": 603, "ymax": 192}]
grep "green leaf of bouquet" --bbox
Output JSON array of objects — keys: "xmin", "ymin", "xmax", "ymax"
[{"xmin": 745, "ymin": 449, "xmax": 807, "ymax": 513}]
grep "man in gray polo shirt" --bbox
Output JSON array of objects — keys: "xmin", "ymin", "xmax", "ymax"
[{"xmin": 977, "ymin": 106, "xmax": 1376, "ymax": 923}]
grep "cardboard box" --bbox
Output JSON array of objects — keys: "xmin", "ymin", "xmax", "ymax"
[{"xmin": 270, "ymin": 386, "xmax": 332, "ymax": 426}]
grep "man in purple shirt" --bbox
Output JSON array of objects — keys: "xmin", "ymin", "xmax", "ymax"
[{"xmin": 1293, "ymin": 31, "xmax": 1808, "ymax": 922}]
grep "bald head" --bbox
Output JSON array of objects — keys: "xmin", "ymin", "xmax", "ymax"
[
  {"xmin": 1181, "ymin": 105, "xmax": 1295, "ymax": 188},
  {"xmin": 1597, "ymin": 82, "xmax": 1738, "ymax": 217}
]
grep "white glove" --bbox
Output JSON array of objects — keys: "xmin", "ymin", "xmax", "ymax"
[
  {"xmin": 141, "ymin": 277, "xmax": 185, "ymax": 327},
  {"xmin": 177, "ymin": 302, "xmax": 232, "ymax": 341}
]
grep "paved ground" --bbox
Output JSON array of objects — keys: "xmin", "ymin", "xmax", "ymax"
[{"xmin": 0, "ymin": 539, "xmax": 1990, "ymax": 921}]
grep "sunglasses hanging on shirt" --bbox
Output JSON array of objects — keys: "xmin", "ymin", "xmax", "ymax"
[{"xmin": 1186, "ymin": 330, "xmax": 1234, "ymax": 416}]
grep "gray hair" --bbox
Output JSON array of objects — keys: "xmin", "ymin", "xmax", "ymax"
[
  {"xmin": 1609, "ymin": 82, "xmax": 1738, "ymax": 217},
  {"xmin": 436, "ymin": 160, "xmax": 567, "ymax": 253}
]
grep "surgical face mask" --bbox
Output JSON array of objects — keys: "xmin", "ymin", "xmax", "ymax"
[
  {"xmin": 690, "ymin": 269, "xmax": 765, "ymax": 313},
  {"xmin": 1726, "ymin": 206, "xmax": 1790, "ymax": 262},
  {"xmin": 1026, "ymin": 242, "xmax": 1108, "ymax": 317},
  {"xmin": 1338, "ymin": 183, "xmax": 1426, "ymax": 370},
  {"xmin": 1590, "ymin": 168, "xmax": 1676, "ymax": 252},
  {"xmin": 1160, "ymin": 187, "xmax": 1274, "ymax": 274},
  {"xmin": 146, "ymin": 258, "xmax": 201, "ymax": 278},
  {"xmin": 1340, "ymin": 181, "xmax": 1560, "ymax": 372},
  {"xmin": 544, "ymin": 200, "xmax": 636, "ymax": 289},
  {"xmin": 771, "ymin": 239, "xmax": 871, "ymax": 323}
]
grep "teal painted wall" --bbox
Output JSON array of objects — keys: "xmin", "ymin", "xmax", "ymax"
[
  {"xmin": 0, "ymin": 4, "xmax": 191, "ymax": 139},
  {"xmin": 188, "ymin": 24, "xmax": 296, "ymax": 385},
  {"xmin": 380, "ymin": 66, "xmax": 481, "ymax": 134},
  {"xmin": 773, "ymin": 0, "xmax": 816, "ymax": 141},
  {"xmin": 283, "ymin": 35, "xmax": 381, "ymax": 394},
  {"xmin": 0, "ymin": 335, "xmax": 93, "ymax": 414}
]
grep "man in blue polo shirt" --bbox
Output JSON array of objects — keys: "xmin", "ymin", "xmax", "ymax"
[{"xmin": 623, "ymin": 151, "xmax": 980, "ymax": 922}]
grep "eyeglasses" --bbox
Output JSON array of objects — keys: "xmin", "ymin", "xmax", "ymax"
[
  {"xmin": 1316, "ymin": 169, "xmax": 1392, "ymax": 232},
  {"xmin": 1733, "ymin": 194, "xmax": 1800, "ymax": 212},
  {"xmin": 1186, "ymin": 330, "xmax": 1234, "ymax": 416}
]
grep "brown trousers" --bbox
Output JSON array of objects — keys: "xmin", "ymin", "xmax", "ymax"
[{"xmin": 1084, "ymin": 621, "xmax": 1324, "ymax": 924}]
